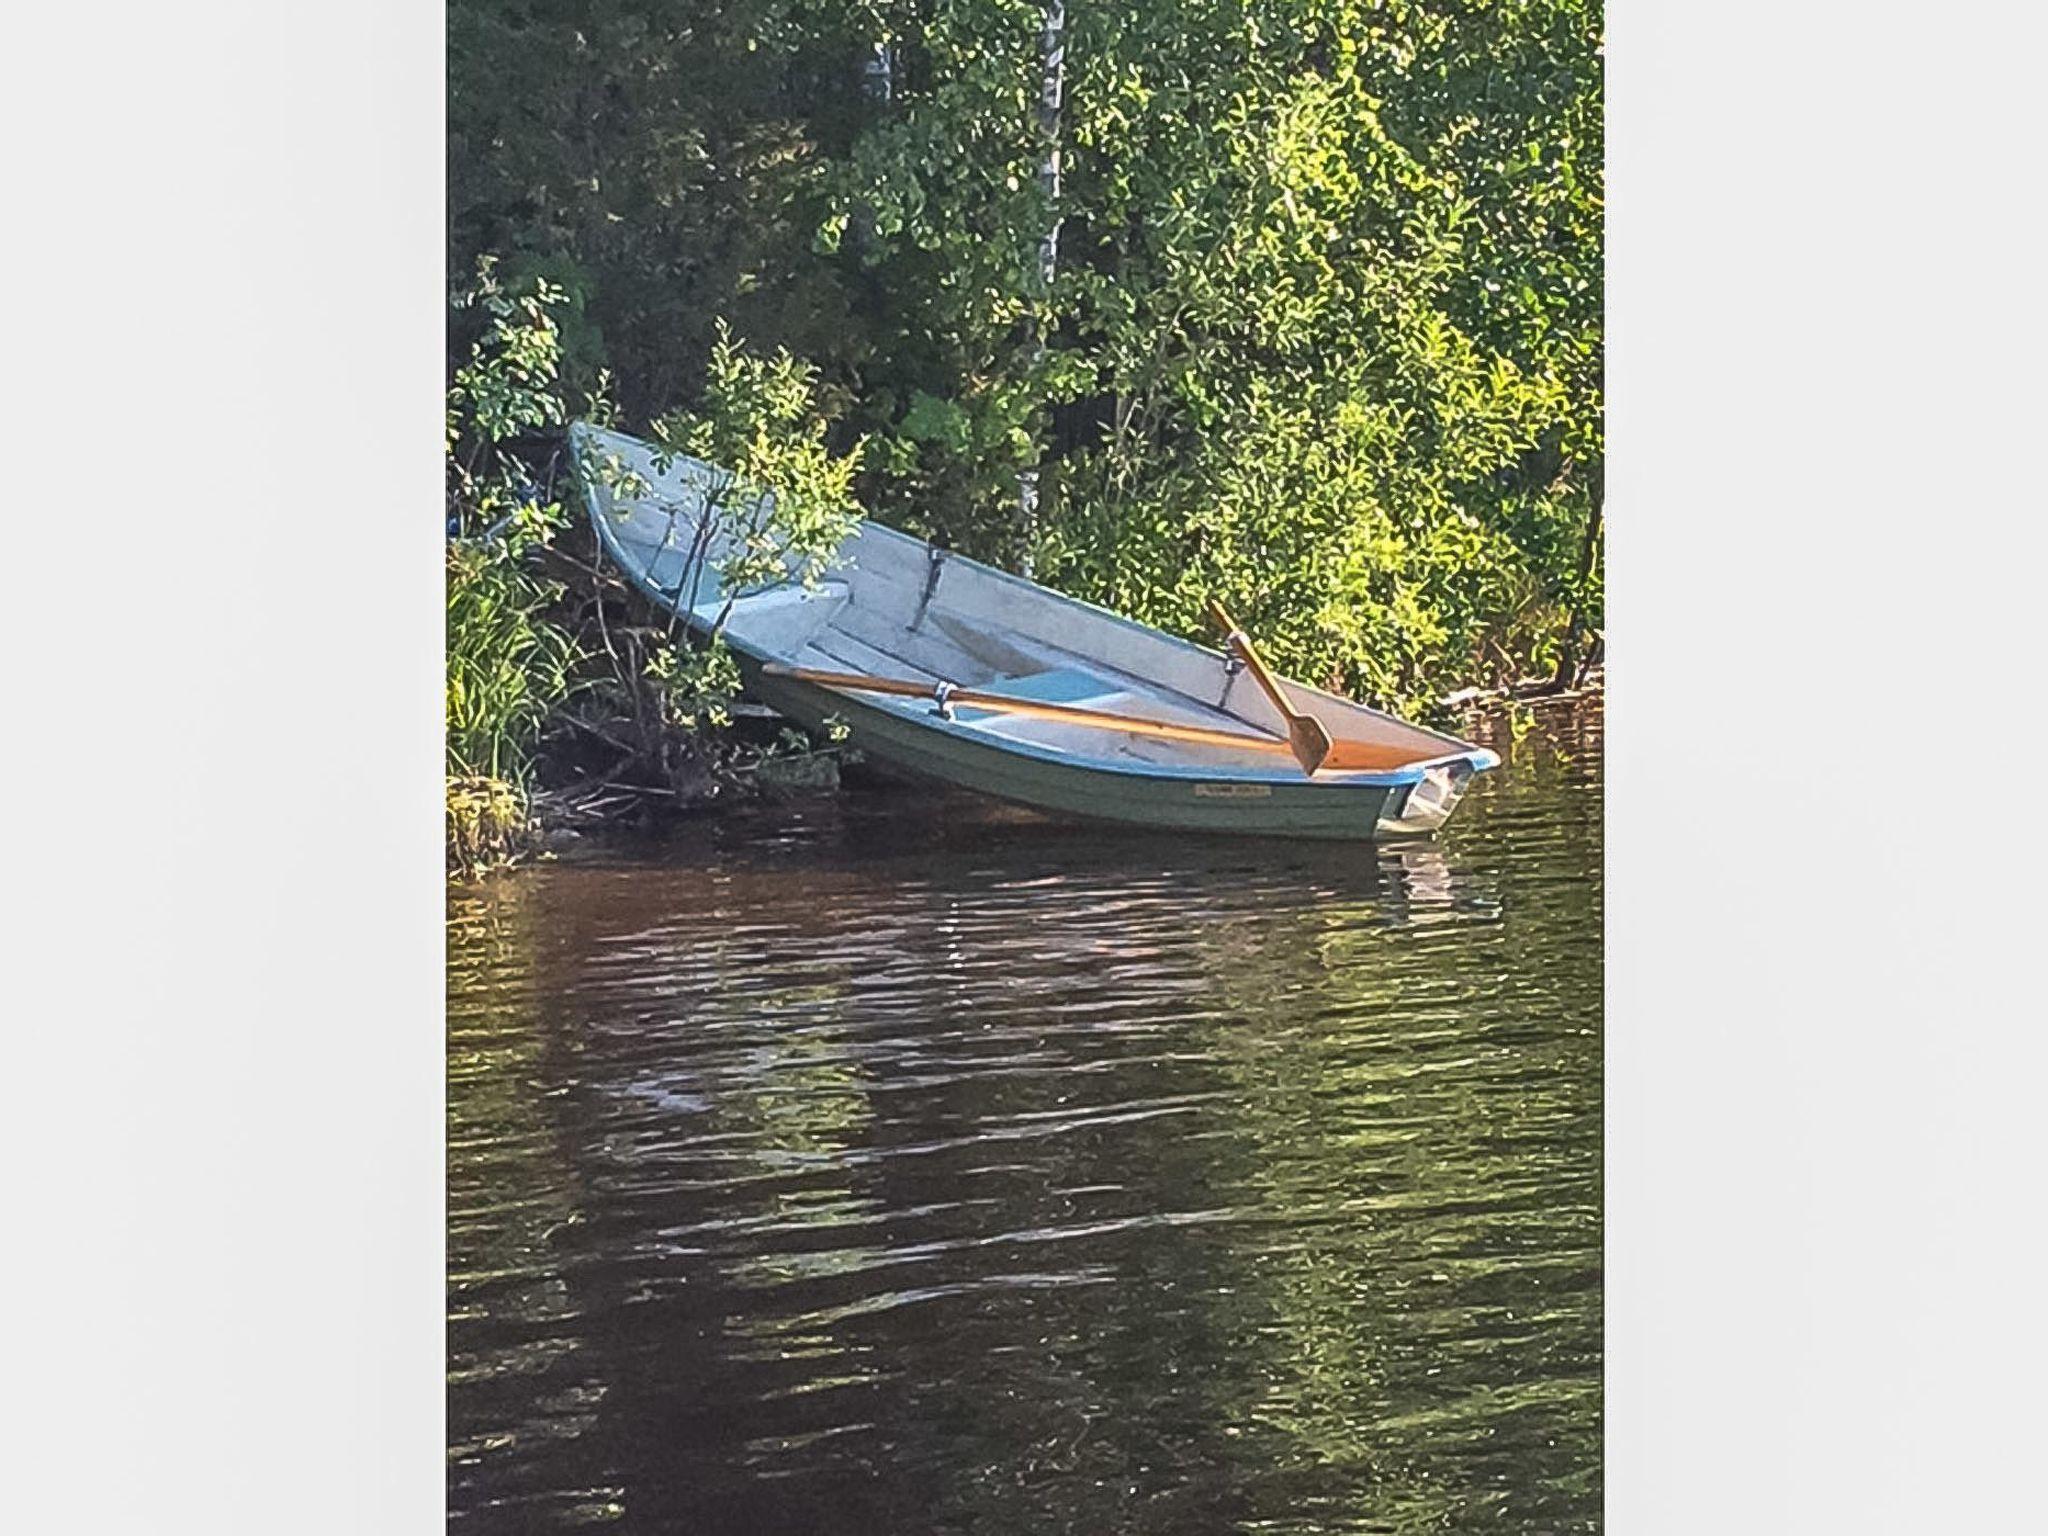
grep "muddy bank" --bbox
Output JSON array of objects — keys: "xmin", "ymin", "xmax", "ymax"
[{"xmin": 449, "ymin": 724, "xmax": 854, "ymax": 877}]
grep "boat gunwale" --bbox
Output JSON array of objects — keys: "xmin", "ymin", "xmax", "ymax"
[{"xmin": 831, "ymin": 506, "xmax": 1490, "ymax": 765}]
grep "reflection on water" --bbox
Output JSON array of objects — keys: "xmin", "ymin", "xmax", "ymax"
[{"xmin": 449, "ymin": 698, "xmax": 1602, "ymax": 1533}]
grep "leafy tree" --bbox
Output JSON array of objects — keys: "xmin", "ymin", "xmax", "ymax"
[
  {"xmin": 616, "ymin": 324, "xmax": 868, "ymax": 735},
  {"xmin": 835, "ymin": 0, "xmax": 1602, "ymax": 702},
  {"xmin": 448, "ymin": 0, "xmax": 1603, "ymax": 711}
]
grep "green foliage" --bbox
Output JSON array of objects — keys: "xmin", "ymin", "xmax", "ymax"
[
  {"xmin": 449, "ymin": 0, "xmax": 1604, "ymax": 712},
  {"xmin": 643, "ymin": 631, "xmax": 744, "ymax": 735},
  {"xmin": 614, "ymin": 326, "xmax": 868, "ymax": 749},
  {"xmin": 651, "ymin": 323, "xmax": 867, "ymax": 604},
  {"xmin": 835, "ymin": 0, "xmax": 1604, "ymax": 704},
  {"xmin": 445, "ymin": 775, "xmax": 534, "ymax": 874},
  {"xmin": 446, "ymin": 259, "xmax": 581, "ymax": 781},
  {"xmin": 444, "ymin": 267, "xmax": 860, "ymax": 869},
  {"xmin": 446, "ymin": 543, "xmax": 578, "ymax": 778},
  {"xmin": 449, "ymin": 256, "xmax": 569, "ymax": 450},
  {"xmin": 447, "ymin": 1, "xmax": 875, "ymax": 420}
]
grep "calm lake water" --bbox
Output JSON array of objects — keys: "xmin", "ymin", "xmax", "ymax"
[{"xmin": 449, "ymin": 698, "xmax": 1602, "ymax": 1534}]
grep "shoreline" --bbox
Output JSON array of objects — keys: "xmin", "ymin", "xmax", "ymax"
[{"xmin": 449, "ymin": 671, "xmax": 1604, "ymax": 879}]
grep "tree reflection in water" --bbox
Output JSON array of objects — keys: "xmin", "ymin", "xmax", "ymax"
[{"xmin": 449, "ymin": 699, "xmax": 1601, "ymax": 1533}]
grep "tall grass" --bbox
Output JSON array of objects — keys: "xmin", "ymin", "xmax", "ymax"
[
  {"xmin": 445, "ymin": 775, "xmax": 532, "ymax": 874},
  {"xmin": 445, "ymin": 259, "xmax": 582, "ymax": 871},
  {"xmin": 446, "ymin": 544, "xmax": 576, "ymax": 780}
]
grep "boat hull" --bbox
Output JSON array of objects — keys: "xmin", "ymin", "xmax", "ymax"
[
  {"xmin": 740, "ymin": 657, "xmax": 1433, "ymax": 840},
  {"xmin": 573, "ymin": 423, "xmax": 1493, "ymax": 840}
]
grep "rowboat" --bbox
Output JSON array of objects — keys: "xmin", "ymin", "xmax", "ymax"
[{"xmin": 571, "ymin": 423, "xmax": 1498, "ymax": 838}]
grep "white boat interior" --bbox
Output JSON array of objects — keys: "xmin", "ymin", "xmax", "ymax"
[{"xmin": 575, "ymin": 426, "xmax": 1484, "ymax": 783}]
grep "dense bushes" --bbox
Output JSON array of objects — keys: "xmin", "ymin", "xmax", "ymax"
[
  {"xmin": 447, "ymin": 0, "xmax": 1602, "ymax": 836},
  {"xmin": 444, "ymin": 262, "xmax": 866, "ymax": 870},
  {"xmin": 445, "ymin": 263, "xmax": 578, "ymax": 761}
]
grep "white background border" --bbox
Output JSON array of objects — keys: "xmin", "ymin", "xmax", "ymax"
[
  {"xmin": 1608, "ymin": 0, "xmax": 2047, "ymax": 1526},
  {"xmin": 7, "ymin": 3, "xmax": 444, "ymax": 1529},
  {"xmin": 6, "ymin": 1, "xmax": 2045, "ymax": 1529}
]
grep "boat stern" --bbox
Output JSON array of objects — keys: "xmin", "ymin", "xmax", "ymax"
[{"xmin": 1374, "ymin": 750, "xmax": 1498, "ymax": 836}]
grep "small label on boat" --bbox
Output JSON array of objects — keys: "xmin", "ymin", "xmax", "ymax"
[{"xmin": 1194, "ymin": 781, "xmax": 1273, "ymax": 799}]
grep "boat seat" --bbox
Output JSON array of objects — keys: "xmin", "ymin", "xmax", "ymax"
[
  {"xmin": 803, "ymin": 626, "xmax": 953, "ymax": 684},
  {"xmin": 717, "ymin": 580, "xmax": 851, "ymax": 654},
  {"xmin": 969, "ymin": 668, "xmax": 1125, "ymax": 708}
]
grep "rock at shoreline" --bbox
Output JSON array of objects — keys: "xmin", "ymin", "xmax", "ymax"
[{"xmin": 755, "ymin": 753, "xmax": 841, "ymax": 797}]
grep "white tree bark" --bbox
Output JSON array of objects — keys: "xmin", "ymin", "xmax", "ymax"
[
  {"xmin": 1017, "ymin": 0, "xmax": 1065, "ymax": 577},
  {"xmin": 863, "ymin": 39, "xmax": 893, "ymax": 103}
]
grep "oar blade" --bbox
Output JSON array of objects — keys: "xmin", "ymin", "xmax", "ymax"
[
  {"xmin": 1206, "ymin": 599, "xmax": 1336, "ymax": 777},
  {"xmin": 1288, "ymin": 714, "xmax": 1334, "ymax": 775}
]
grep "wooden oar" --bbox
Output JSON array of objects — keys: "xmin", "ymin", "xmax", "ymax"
[
  {"xmin": 1205, "ymin": 600, "xmax": 1336, "ymax": 774},
  {"xmin": 766, "ymin": 662, "xmax": 1433, "ymax": 773},
  {"xmin": 760, "ymin": 663, "xmax": 1305, "ymax": 758}
]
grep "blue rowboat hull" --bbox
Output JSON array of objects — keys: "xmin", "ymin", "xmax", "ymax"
[{"xmin": 573, "ymin": 424, "xmax": 1497, "ymax": 839}]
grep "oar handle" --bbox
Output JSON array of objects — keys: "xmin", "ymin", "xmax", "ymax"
[
  {"xmin": 1207, "ymin": 600, "xmax": 1281, "ymax": 695},
  {"xmin": 760, "ymin": 664, "xmax": 936, "ymax": 701},
  {"xmin": 1205, "ymin": 599, "xmax": 1247, "ymax": 652},
  {"xmin": 762, "ymin": 662, "xmax": 1299, "ymax": 756},
  {"xmin": 761, "ymin": 661, "xmax": 1423, "ymax": 773}
]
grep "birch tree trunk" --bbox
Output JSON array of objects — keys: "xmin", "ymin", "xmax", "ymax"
[{"xmin": 1016, "ymin": 0, "xmax": 1065, "ymax": 577}]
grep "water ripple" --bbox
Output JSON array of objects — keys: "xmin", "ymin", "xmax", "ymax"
[{"xmin": 449, "ymin": 698, "xmax": 1601, "ymax": 1533}]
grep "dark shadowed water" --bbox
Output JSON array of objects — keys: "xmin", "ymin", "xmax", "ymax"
[{"xmin": 448, "ymin": 699, "xmax": 1602, "ymax": 1534}]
